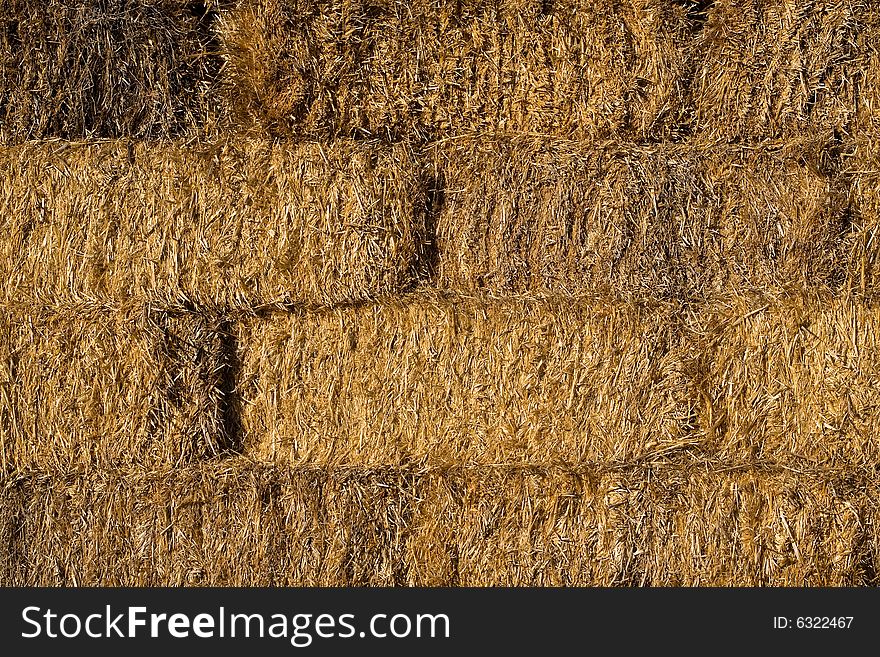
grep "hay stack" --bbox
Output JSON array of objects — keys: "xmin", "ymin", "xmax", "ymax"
[
  {"xmin": 0, "ymin": 0, "xmax": 220, "ymax": 142},
  {"xmin": 687, "ymin": 292, "xmax": 880, "ymax": 468},
  {"xmin": 690, "ymin": 0, "xmax": 875, "ymax": 141},
  {"xmin": 0, "ymin": 139, "xmax": 424, "ymax": 309},
  {"xmin": 236, "ymin": 293, "xmax": 692, "ymax": 467},
  {"xmin": 0, "ymin": 302, "xmax": 231, "ymax": 472},
  {"xmin": 5, "ymin": 462, "xmax": 874, "ymax": 586},
  {"xmin": 217, "ymin": 0, "xmax": 691, "ymax": 140},
  {"xmin": 430, "ymin": 137, "xmax": 850, "ymax": 300}
]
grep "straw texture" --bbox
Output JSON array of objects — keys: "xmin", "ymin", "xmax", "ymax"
[{"xmin": 2, "ymin": 0, "xmax": 880, "ymax": 589}]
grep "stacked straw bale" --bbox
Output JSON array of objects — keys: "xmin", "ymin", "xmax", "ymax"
[
  {"xmin": 409, "ymin": 464, "xmax": 873, "ymax": 586},
  {"xmin": 429, "ymin": 137, "xmax": 851, "ymax": 300},
  {"xmin": 0, "ymin": 139, "xmax": 425, "ymax": 308},
  {"xmin": 686, "ymin": 292, "xmax": 880, "ymax": 468},
  {"xmin": 0, "ymin": 302, "xmax": 231, "ymax": 472},
  {"xmin": 0, "ymin": 0, "xmax": 221, "ymax": 142},
  {"xmin": 2, "ymin": 0, "xmax": 879, "ymax": 589},
  {"xmin": 8, "ymin": 0, "xmax": 875, "ymax": 143},
  {"xmin": 217, "ymin": 0, "xmax": 692, "ymax": 140},
  {"xmin": 3, "ymin": 462, "xmax": 874, "ymax": 586},
  {"xmin": 236, "ymin": 293, "xmax": 692, "ymax": 466},
  {"xmin": 689, "ymin": 0, "xmax": 878, "ymax": 141}
]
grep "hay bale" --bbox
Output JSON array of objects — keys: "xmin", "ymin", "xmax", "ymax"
[
  {"xmin": 431, "ymin": 137, "xmax": 851, "ymax": 300},
  {"xmin": 0, "ymin": 139, "xmax": 425, "ymax": 309},
  {"xmin": 13, "ymin": 464, "xmax": 288, "ymax": 586},
  {"xmin": 411, "ymin": 466, "xmax": 873, "ymax": 586},
  {"xmin": 10, "ymin": 463, "xmax": 437, "ymax": 586},
  {"xmin": 9, "ymin": 462, "xmax": 875, "ymax": 585},
  {"xmin": 686, "ymin": 292, "xmax": 880, "ymax": 468},
  {"xmin": 690, "ymin": 0, "xmax": 873, "ymax": 141},
  {"xmin": 218, "ymin": 0, "xmax": 692, "ymax": 140},
  {"xmin": 0, "ymin": 302, "xmax": 231, "ymax": 472},
  {"xmin": 236, "ymin": 292, "xmax": 693, "ymax": 466},
  {"xmin": 0, "ymin": 0, "xmax": 221, "ymax": 142},
  {"xmin": 236, "ymin": 288, "xmax": 880, "ymax": 472}
]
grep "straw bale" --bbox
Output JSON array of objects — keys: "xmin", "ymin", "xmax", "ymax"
[
  {"xmin": 217, "ymin": 0, "xmax": 691, "ymax": 140},
  {"xmin": 411, "ymin": 465, "xmax": 874, "ymax": 586},
  {"xmin": 686, "ymin": 292, "xmax": 880, "ymax": 468},
  {"xmin": 8, "ymin": 462, "xmax": 875, "ymax": 586},
  {"xmin": 0, "ymin": 303, "xmax": 231, "ymax": 472},
  {"xmin": 430, "ymin": 138, "xmax": 851, "ymax": 300},
  {"xmin": 8, "ymin": 463, "xmax": 437, "ymax": 586},
  {"xmin": 0, "ymin": 139, "xmax": 424, "ymax": 309},
  {"xmin": 690, "ymin": 0, "xmax": 873, "ymax": 142},
  {"xmin": 236, "ymin": 293, "xmax": 694, "ymax": 466},
  {"xmin": 0, "ymin": 0, "xmax": 221, "ymax": 142}
]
